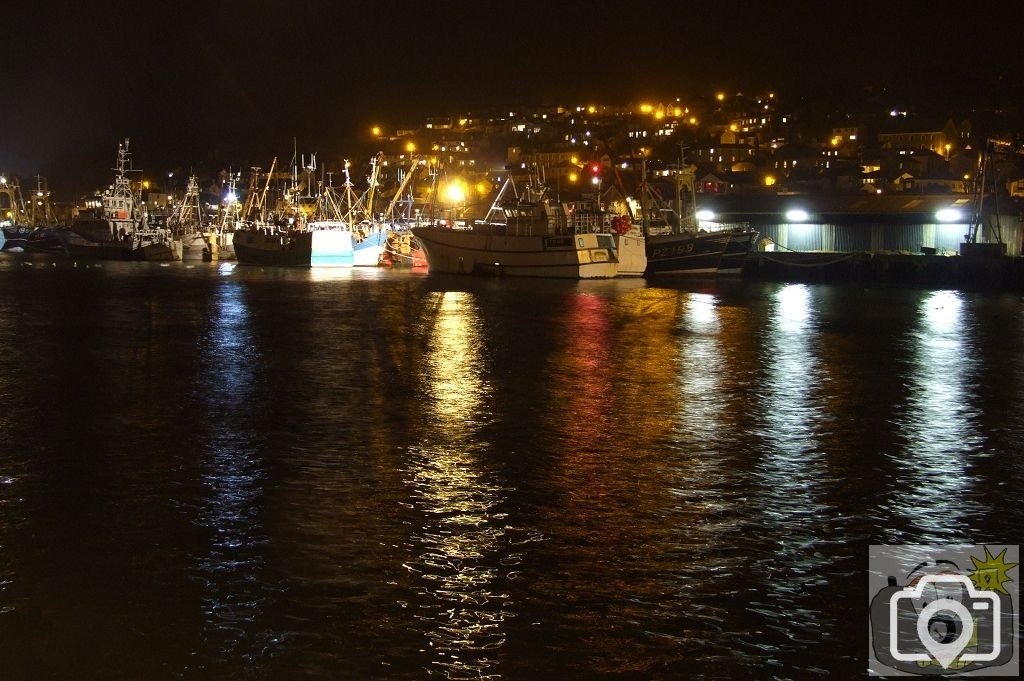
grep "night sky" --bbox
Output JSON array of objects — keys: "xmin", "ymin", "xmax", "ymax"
[{"xmin": 3, "ymin": 1, "xmax": 1020, "ymax": 194}]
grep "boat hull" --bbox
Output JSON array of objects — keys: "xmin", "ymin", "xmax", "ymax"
[
  {"xmin": 353, "ymin": 229, "xmax": 388, "ymax": 267},
  {"xmin": 381, "ymin": 232, "xmax": 427, "ymax": 268},
  {"xmin": 412, "ymin": 226, "xmax": 645, "ymax": 279},
  {"xmin": 2, "ymin": 226, "xmax": 66, "ymax": 254},
  {"xmin": 644, "ymin": 231, "xmax": 731, "ymax": 275},
  {"xmin": 180, "ymin": 233, "xmax": 211, "ymax": 261},
  {"xmin": 180, "ymin": 232, "xmax": 236, "ymax": 262},
  {"xmin": 64, "ymin": 239, "xmax": 177, "ymax": 261},
  {"xmin": 233, "ymin": 229, "xmax": 354, "ymax": 267},
  {"xmin": 717, "ymin": 230, "xmax": 758, "ymax": 275},
  {"xmin": 59, "ymin": 229, "xmax": 178, "ymax": 261}
]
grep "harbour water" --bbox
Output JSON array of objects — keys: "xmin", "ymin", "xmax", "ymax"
[{"xmin": 0, "ymin": 259, "xmax": 1021, "ymax": 679}]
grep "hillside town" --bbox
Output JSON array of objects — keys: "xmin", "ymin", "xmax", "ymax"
[{"xmin": 3, "ymin": 86, "xmax": 1024, "ymax": 272}]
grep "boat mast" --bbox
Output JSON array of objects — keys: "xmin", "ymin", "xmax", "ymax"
[
  {"xmin": 676, "ymin": 144, "xmax": 684, "ymax": 235},
  {"xmin": 384, "ymin": 156, "xmax": 419, "ymax": 222},
  {"xmin": 637, "ymin": 155, "xmax": 649, "ymax": 237},
  {"xmin": 363, "ymin": 152, "xmax": 383, "ymax": 222},
  {"xmin": 342, "ymin": 160, "xmax": 356, "ymax": 224},
  {"xmin": 32, "ymin": 175, "xmax": 55, "ymax": 225}
]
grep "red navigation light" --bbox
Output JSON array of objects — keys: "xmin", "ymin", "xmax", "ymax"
[{"xmin": 591, "ymin": 163, "xmax": 600, "ymax": 174}]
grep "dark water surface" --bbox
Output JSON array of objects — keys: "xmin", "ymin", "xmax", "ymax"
[{"xmin": 0, "ymin": 259, "xmax": 1021, "ymax": 679}]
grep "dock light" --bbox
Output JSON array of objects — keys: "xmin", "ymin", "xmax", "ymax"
[
  {"xmin": 444, "ymin": 182, "xmax": 465, "ymax": 205},
  {"xmin": 695, "ymin": 209, "xmax": 716, "ymax": 221},
  {"xmin": 936, "ymin": 208, "xmax": 962, "ymax": 222},
  {"xmin": 785, "ymin": 209, "xmax": 809, "ymax": 222}
]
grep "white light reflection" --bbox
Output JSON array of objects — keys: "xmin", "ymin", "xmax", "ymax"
[
  {"xmin": 192, "ymin": 281, "xmax": 276, "ymax": 660},
  {"xmin": 749, "ymin": 284, "xmax": 837, "ymax": 645},
  {"xmin": 756, "ymin": 285, "xmax": 832, "ymax": 536},
  {"xmin": 676, "ymin": 293, "xmax": 722, "ymax": 448},
  {"xmin": 888, "ymin": 290, "xmax": 984, "ymax": 542},
  {"xmin": 403, "ymin": 291, "xmax": 514, "ymax": 680}
]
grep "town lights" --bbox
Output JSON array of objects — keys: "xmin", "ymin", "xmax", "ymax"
[
  {"xmin": 786, "ymin": 209, "xmax": 809, "ymax": 222},
  {"xmin": 936, "ymin": 208, "xmax": 962, "ymax": 222}
]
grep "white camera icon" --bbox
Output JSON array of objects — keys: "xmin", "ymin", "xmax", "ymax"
[{"xmin": 890, "ymin": 574, "xmax": 1001, "ymax": 668}]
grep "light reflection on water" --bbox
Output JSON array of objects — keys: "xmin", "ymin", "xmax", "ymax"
[
  {"xmin": 0, "ymin": 265, "xmax": 1021, "ymax": 679},
  {"xmin": 888, "ymin": 290, "xmax": 985, "ymax": 542},
  {"xmin": 747, "ymin": 284, "xmax": 842, "ymax": 667},
  {"xmin": 677, "ymin": 292, "xmax": 722, "ymax": 449},
  {"xmin": 403, "ymin": 291, "xmax": 513, "ymax": 680},
  {"xmin": 191, "ymin": 280, "xmax": 279, "ymax": 666}
]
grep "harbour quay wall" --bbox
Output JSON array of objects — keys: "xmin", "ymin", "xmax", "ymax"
[{"xmin": 742, "ymin": 250, "xmax": 1024, "ymax": 289}]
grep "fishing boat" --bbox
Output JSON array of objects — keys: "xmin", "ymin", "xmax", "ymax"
[
  {"xmin": 377, "ymin": 158, "xmax": 426, "ymax": 268},
  {"xmin": 168, "ymin": 174, "xmax": 214, "ymax": 261},
  {"xmin": 0, "ymin": 175, "xmax": 65, "ymax": 254},
  {"xmin": 641, "ymin": 159, "xmax": 756, "ymax": 276},
  {"xmin": 412, "ymin": 177, "xmax": 646, "ymax": 278},
  {"xmin": 381, "ymin": 225, "xmax": 427, "ymax": 268},
  {"xmin": 61, "ymin": 139, "xmax": 181, "ymax": 261},
  {"xmin": 234, "ymin": 153, "xmax": 390, "ymax": 268}
]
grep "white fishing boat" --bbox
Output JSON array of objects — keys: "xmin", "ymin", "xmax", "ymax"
[
  {"xmin": 412, "ymin": 178, "xmax": 646, "ymax": 278},
  {"xmin": 62, "ymin": 139, "xmax": 181, "ymax": 261},
  {"xmin": 168, "ymin": 175, "xmax": 215, "ymax": 261}
]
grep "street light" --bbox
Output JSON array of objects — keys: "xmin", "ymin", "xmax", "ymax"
[{"xmin": 444, "ymin": 180, "xmax": 466, "ymax": 225}]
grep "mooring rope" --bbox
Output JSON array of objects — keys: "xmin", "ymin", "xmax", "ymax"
[{"xmin": 758, "ymin": 252, "xmax": 858, "ymax": 268}]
